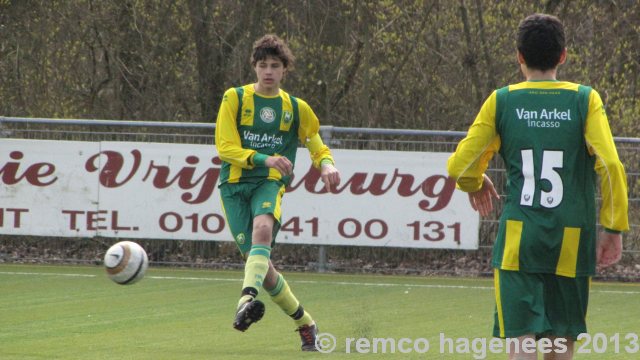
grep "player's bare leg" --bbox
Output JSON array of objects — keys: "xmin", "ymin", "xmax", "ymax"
[
  {"xmin": 543, "ymin": 337, "xmax": 574, "ymax": 360},
  {"xmin": 507, "ymin": 335, "xmax": 538, "ymax": 360},
  {"xmin": 263, "ymin": 255, "xmax": 318, "ymax": 351},
  {"xmin": 233, "ymin": 215, "xmax": 273, "ymax": 331}
]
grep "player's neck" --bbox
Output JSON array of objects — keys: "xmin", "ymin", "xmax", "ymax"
[
  {"xmin": 524, "ymin": 68, "xmax": 558, "ymax": 81},
  {"xmin": 253, "ymin": 83, "xmax": 280, "ymax": 97}
]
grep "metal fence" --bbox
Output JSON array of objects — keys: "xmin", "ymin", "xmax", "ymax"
[{"xmin": 1, "ymin": 116, "xmax": 638, "ymax": 279}]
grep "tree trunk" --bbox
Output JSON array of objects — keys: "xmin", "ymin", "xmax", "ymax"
[
  {"xmin": 459, "ymin": 0, "xmax": 483, "ymax": 106},
  {"xmin": 187, "ymin": 0, "xmax": 217, "ymax": 122}
]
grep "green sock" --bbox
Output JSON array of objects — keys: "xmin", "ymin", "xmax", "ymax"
[
  {"xmin": 267, "ymin": 273, "xmax": 314, "ymax": 327},
  {"xmin": 238, "ymin": 245, "xmax": 271, "ymax": 307}
]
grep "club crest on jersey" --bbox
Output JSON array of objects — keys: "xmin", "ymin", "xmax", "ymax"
[
  {"xmin": 236, "ymin": 233, "xmax": 246, "ymax": 245},
  {"xmin": 283, "ymin": 111, "xmax": 293, "ymax": 125},
  {"xmin": 260, "ymin": 107, "xmax": 276, "ymax": 123}
]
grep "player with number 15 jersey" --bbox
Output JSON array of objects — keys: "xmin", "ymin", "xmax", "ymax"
[{"xmin": 447, "ymin": 80, "xmax": 629, "ymax": 277}]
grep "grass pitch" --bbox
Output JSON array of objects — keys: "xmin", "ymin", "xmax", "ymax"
[{"xmin": 0, "ymin": 264, "xmax": 638, "ymax": 359}]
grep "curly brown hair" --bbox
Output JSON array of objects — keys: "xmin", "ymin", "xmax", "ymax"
[{"xmin": 250, "ymin": 34, "xmax": 295, "ymax": 70}]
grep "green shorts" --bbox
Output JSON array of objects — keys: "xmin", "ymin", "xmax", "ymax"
[
  {"xmin": 493, "ymin": 269, "xmax": 590, "ymax": 340},
  {"xmin": 219, "ymin": 179, "xmax": 286, "ymax": 255}
]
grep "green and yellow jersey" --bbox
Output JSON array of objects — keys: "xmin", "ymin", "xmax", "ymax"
[
  {"xmin": 447, "ymin": 81, "xmax": 629, "ymax": 276},
  {"xmin": 215, "ymin": 84, "xmax": 334, "ymax": 186}
]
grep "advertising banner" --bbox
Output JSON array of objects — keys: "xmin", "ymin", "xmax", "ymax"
[{"xmin": 0, "ymin": 139, "xmax": 479, "ymax": 249}]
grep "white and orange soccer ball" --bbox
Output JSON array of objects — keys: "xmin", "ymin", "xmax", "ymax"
[{"xmin": 104, "ymin": 241, "xmax": 149, "ymax": 285}]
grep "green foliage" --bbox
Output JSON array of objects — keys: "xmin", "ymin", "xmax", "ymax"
[{"xmin": 0, "ymin": 1, "xmax": 637, "ymax": 133}]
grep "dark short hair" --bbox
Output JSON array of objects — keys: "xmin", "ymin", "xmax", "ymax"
[
  {"xmin": 517, "ymin": 14, "xmax": 565, "ymax": 71},
  {"xmin": 250, "ymin": 34, "xmax": 295, "ymax": 70}
]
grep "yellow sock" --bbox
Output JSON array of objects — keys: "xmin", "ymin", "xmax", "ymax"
[
  {"xmin": 267, "ymin": 273, "xmax": 314, "ymax": 327},
  {"xmin": 239, "ymin": 245, "xmax": 270, "ymax": 306},
  {"xmin": 236, "ymin": 294, "xmax": 253, "ymax": 309}
]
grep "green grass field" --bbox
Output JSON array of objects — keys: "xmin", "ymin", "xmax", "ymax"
[{"xmin": 1, "ymin": 264, "xmax": 638, "ymax": 359}]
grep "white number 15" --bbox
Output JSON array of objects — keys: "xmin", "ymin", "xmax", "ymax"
[{"xmin": 520, "ymin": 149, "xmax": 564, "ymax": 208}]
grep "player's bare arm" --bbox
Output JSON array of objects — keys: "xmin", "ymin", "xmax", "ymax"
[
  {"xmin": 596, "ymin": 231, "xmax": 623, "ymax": 269},
  {"xmin": 265, "ymin": 155, "xmax": 293, "ymax": 176},
  {"xmin": 467, "ymin": 174, "xmax": 499, "ymax": 217},
  {"xmin": 320, "ymin": 162, "xmax": 341, "ymax": 192}
]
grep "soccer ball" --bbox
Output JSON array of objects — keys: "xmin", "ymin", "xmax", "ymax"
[{"xmin": 104, "ymin": 241, "xmax": 149, "ymax": 285}]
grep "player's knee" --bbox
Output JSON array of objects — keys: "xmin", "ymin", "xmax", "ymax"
[{"xmin": 252, "ymin": 222, "xmax": 272, "ymax": 244}]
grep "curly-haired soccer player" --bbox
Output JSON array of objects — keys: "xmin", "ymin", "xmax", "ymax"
[{"xmin": 215, "ymin": 34, "xmax": 340, "ymax": 351}]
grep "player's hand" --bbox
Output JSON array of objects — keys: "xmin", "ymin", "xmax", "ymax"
[
  {"xmin": 265, "ymin": 156, "xmax": 293, "ymax": 176},
  {"xmin": 596, "ymin": 231, "xmax": 623, "ymax": 269},
  {"xmin": 468, "ymin": 174, "xmax": 500, "ymax": 217},
  {"xmin": 320, "ymin": 163, "xmax": 341, "ymax": 192}
]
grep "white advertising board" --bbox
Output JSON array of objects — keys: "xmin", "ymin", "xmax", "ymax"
[{"xmin": 0, "ymin": 139, "xmax": 479, "ymax": 249}]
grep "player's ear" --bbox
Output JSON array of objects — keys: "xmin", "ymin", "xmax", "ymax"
[
  {"xmin": 516, "ymin": 51, "xmax": 526, "ymax": 65},
  {"xmin": 558, "ymin": 48, "xmax": 567, "ymax": 65}
]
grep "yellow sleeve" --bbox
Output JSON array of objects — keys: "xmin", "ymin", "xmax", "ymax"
[
  {"xmin": 297, "ymin": 99, "xmax": 334, "ymax": 169},
  {"xmin": 584, "ymin": 90, "xmax": 629, "ymax": 231},
  {"xmin": 214, "ymin": 88, "xmax": 259, "ymax": 169},
  {"xmin": 447, "ymin": 91, "xmax": 501, "ymax": 192}
]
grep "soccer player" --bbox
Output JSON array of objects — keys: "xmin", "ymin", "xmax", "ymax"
[
  {"xmin": 447, "ymin": 14, "xmax": 628, "ymax": 360},
  {"xmin": 214, "ymin": 34, "xmax": 340, "ymax": 351}
]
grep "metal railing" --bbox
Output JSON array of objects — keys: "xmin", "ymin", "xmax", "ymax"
[{"xmin": 1, "ymin": 116, "xmax": 638, "ymax": 278}]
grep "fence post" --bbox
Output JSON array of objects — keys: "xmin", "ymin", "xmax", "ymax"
[
  {"xmin": 313, "ymin": 126, "xmax": 336, "ymax": 273},
  {"xmin": 316, "ymin": 245, "xmax": 327, "ymax": 273}
]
